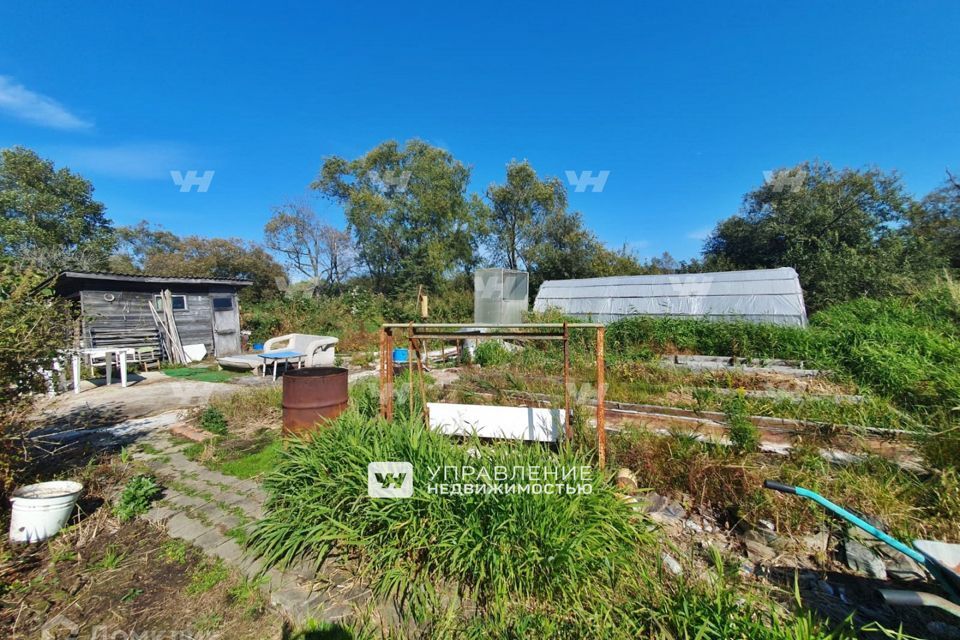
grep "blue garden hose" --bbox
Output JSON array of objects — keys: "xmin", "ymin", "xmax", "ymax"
[{"xmin": 763, "ymin": 480, "xmax": 928, "ymax": 566}]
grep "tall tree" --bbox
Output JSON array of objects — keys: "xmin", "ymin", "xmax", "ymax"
[
  {"xmin": 0, "ymin": 146, "xmax": 114, "ymax": 272},
  {"xmin": 143, "ymin": 236, "xmax": 285, "ymax": 303},
  {"xmin": 485, "ymin": 160, "xmax": 566, "ymax": 270},
  {"xmin": 312, "ymin": 139, "xmax": 486, "ymax": 294},
  {"xmin": 908, "ymin": 170, "xmax": 960, "ymax": 268},
  {"xmin": 702, "ymin": 161, "xmax": 942, "ymax": 310},
  {"xmin": 109, "ymin": 221, "xmax": 180, "ymax": 273},
  {"xmin": 264, "ymin": 199, "xmax": 355, "ymax": 294}
]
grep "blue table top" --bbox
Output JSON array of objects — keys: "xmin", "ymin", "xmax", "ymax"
[{"xmin": 259, "ymin": 350, "xmax": 306, "ymax": 360}]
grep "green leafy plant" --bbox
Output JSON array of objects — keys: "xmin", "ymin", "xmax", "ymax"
[
  {"xmin": 199, "ymin": 405, "xmax": 228, "ymax": 435},
  {"xmin": 113, "ymin": 475, "xmax": 162, "ymax": 522},
  {"xmin": 473, "ymin": 340, "xmax": 511, "ymax": 367}
]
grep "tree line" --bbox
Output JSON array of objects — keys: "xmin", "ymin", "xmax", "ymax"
[{"xmin": 1, "ymin": 143, "xmax": 958, "ymax": 311}]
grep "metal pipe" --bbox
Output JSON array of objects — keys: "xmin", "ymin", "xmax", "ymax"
[
  {"xmin": 793, "ymin": 486, "xmax": 927, "ymax": 565},
  {"xmin": 597, "ymin": 326, "xmax": 606, "ymax": 470},
  {"xmin": 879, "ymin": 590, "xmax": 960, "ymax": 618}
]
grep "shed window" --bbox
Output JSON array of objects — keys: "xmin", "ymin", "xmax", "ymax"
[
  {"xmin": 154, "ymin": 295, "xmax": 188, "ymax": 311},
  {"xmin": 212, "ymin": 297, "xmax": 233, "ymax": 311}
]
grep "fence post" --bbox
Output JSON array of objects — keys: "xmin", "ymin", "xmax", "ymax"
[{"xmin": 596, "ymin": 326, "xmax": 606, "ymax": 469}]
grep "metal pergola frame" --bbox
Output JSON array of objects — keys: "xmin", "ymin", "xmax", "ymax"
[{"xmin": 378, "ymin": 322, "xmax": 609, "ymax": 468}]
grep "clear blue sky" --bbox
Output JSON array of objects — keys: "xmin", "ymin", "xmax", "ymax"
[{"xmin": 1, "ymin": 2, "xmax": 957, "ymax": 262}]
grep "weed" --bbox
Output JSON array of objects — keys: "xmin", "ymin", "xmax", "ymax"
[
  {"xmin": 194, "ymin": 612, "xmax": 224, "ymax": 633},
  {"xmin": 199, "ymin": 406, "xmax": 228, "ymax": 435},
  {"xmin": 473, "ymin": 340, "xmax": 510, "ymax": 366},
  {"xmin": 94, "ymin": 545, "xmax": 125, "ymax": 571},
  {"xmin": 228, "ymin": 576, "xmax": 267, "ymax": 618},
  {"xmin": 724, "ymin": 390, "xmax": 760, "ymax": 453},
  {"xmin": 120, "ymin": 587, "xmax": 143, "ymax": 603},
  {"xmin": 119, "ymin": 446, "xmax": 133, "ymax": 464},
  {"xmin": 113, "ymin": 475, "xmax": 162, "ymax": 522},
  {"xmin": 161, "ymin": 539, "xmax": 189, "ymax": 564},
  {"xmin": 187, "ymin": 559, "xmax": 229, "ymax": 595}
]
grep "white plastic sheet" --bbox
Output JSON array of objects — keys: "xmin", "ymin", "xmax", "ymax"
[{"xmin": 534, "ymin": 267, "xmax": 807, "ymax": 327}]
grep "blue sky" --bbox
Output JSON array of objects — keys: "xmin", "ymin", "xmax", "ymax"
[{"xmin": 1, "ymin": 2, "xmax": 957, "ymax": 262}]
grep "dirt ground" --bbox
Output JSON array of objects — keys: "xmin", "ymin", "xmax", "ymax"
[{"xmin": 2, "ymin": 518, "xmax": 288, "ymax": 639}]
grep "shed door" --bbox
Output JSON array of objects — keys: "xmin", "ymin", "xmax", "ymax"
[{"xmin": 211, "ymin": 295, "xmax": 241, "ymax": 357}]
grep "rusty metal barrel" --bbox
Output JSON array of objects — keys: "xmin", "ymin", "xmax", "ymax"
[{"xmin": 281, "ymin": 366, "xmax": 349, "ymax": 436}]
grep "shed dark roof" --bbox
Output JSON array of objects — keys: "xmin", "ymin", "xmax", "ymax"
[{"xmin": 46, "ymin": 271, "xmax": 254, "ymax": 289}]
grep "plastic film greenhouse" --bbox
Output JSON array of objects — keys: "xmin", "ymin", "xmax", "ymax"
[{"xmin": 533, "ymin": 267, "xmax": 808, "ymax": 327}]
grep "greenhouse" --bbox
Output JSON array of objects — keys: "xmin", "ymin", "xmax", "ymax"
[{"xmin": 533, "ymin": 267, "xmax": 808, "ymax": 327}]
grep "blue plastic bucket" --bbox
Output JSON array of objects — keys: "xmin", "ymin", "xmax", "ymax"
[
  {"xmin": 392, "ymin": 347, "xmax": 409, "ymax": 363},
  {"xmin": 252, "ymin": 342, "xmax": 264, "ymax": 351}
]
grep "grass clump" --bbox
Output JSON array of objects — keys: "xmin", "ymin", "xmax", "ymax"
[
  {"xmin": 472, "ymin": 340, "xmax": 511, "ymax": 367},
  {"xmin": 724, "ymin": 390, "xmax": 760, "ymax": 453},
  {"xmin": 248, "ymin": 410, "xmax": 652, "ymax": 615},
  {"xmin": 163, "ymin": 366, "xmax": 238, "ymax": 383},
  {"xmin": 113, "ymin": 474, "xmax": 162, "ymax": 522}
]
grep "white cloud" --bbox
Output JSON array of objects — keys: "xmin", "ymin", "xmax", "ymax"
[
  {"xmin": 687, "ymin": 226, "xmax": 712, "ymax": 241},
  {"xmin": 57, "ymin": 143, "xmax": 193, "ymax": 180},
  {"xmin": 0, "ymin": 76, "xmax": 92, "ymax": 130}
]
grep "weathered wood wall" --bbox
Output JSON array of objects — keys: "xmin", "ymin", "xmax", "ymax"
[{"xmin": 80, "ymin": 287, "xmax": 217, "ymax": 355}]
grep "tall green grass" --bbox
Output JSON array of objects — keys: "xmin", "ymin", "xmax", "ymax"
[
  {"xmin": 247, "ymin": 411, "xmax": 651, "ymax": 613},
  {"xmin": 605, "ymin": 282, "xmax": 960, "ymax": 416}
]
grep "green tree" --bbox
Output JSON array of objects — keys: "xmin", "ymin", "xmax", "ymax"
[
  {"xmin": 909, "ymin": 171, "xmax": 960, "ymax": 269},
  {"xmin": 0, "ymin": 267, "xmax": 71, "ymax": 496},
  {"xmin": 312, "ymin": 139, "xmax": 486, "ymax": 294},
  {"xmin": 109, "ymin": 220, "xmax": 180, "ymax": 273},
  {"xmin": 485, "ymin": 160, "xmax": 566, "ymax": 270},
  {"xmin": 0, "ymin": 146, "xmax": 114, "ymax": 272},
  {"xmin": 702, "ymin": 161, "xmax": 942, "ymax": 310},
  {"xmin": 143, "ymin": 236, "xmax": 285, "ymax": 303}
]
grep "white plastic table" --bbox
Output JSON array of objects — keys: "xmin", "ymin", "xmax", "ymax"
[
  {"xmin": 258, "ymin": 350, "xmax": 306, "ymax": 381},
  {"xmin": 72, "ymin": 347, "xmax": 129, "ymax": 394}
]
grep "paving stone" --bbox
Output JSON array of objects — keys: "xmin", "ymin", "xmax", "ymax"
[
  {"xmin": 193, "ymin": 528, "xmax": 229, "ymax": 552},
  {"xmin": 271, "ymin": 586, "xmax": 323, "ymax": 623},
  {"xmin": 164, "ymin": 492, "xmax": 209, "ymax": 511},
  {"xmin": 166, "ymin": 513, "xmax": 210, "ymax": 542},
  {"xmin": 190, "ymin": 501, "xmax": 239, "ymax": 527},
  {"xmin": 210, "ymin": 539, "xmax": 246, "ymax": 564},
  {"xmin": 142, "ymin": 504, "xmax": 177, "ymax": 524}
]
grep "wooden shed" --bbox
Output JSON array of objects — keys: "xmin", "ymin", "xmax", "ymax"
[{"xmin": 48, "ymin": 271, "xmax": 252, "ymax": 358}]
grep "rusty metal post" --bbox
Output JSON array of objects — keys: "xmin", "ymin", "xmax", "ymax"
[
  {"xmin": 378, "ymin": 327, "xmax": 386, "ymax": 418},
  {"xmin": 385, "ymin": 328, "xmax": 394, "ymax": 421},
  {"xmin": 596, "ymin": 326, "xmax": 606, "ymax": 469},
  {"xmin": 563, "ymin": 322, "xmax": 572, "ymax": 440},
  {"xmin": 408, "ymin": 333, "xmax": 414, "ymax": 418}
]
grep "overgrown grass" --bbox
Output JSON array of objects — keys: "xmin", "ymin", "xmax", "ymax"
[
  {"xmin": 605, "ymin": 282, "xmax": 960, "ymax": 416},
  {"xmin": 248, "ymin": 410, "xmax": 652, "ymax": 615},
  {"xmin": 608, "ymin": 429, "xmax": 957, "ymax": 541},
  {"xmin": 113, "ymin": 474, "xmax": 161, "ymax": 522}
]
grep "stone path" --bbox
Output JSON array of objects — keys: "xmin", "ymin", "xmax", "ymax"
[{"xmin": 133, "ymin": 430, "xmax": 379, "ymax": 626}]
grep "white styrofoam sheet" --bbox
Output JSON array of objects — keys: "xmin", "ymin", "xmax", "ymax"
[{"xmin": 428, "ymin": 402, "xmax": 561, "ymax": 442}]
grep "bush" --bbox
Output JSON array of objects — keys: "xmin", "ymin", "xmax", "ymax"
[
  {"xmin": 114, "ymin": 475, "xmax": 162, "ymax": 522},
  {"xmin": 199, "ymin": 406, "xmax": 228, "ymax": 435},
  {"xmin": 472, "ymin": 340, "xmax": 510, "ymax": 367},
  {"xmin": 248, "ymin": 411, "xmax": 652, "ymax": 613}
]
